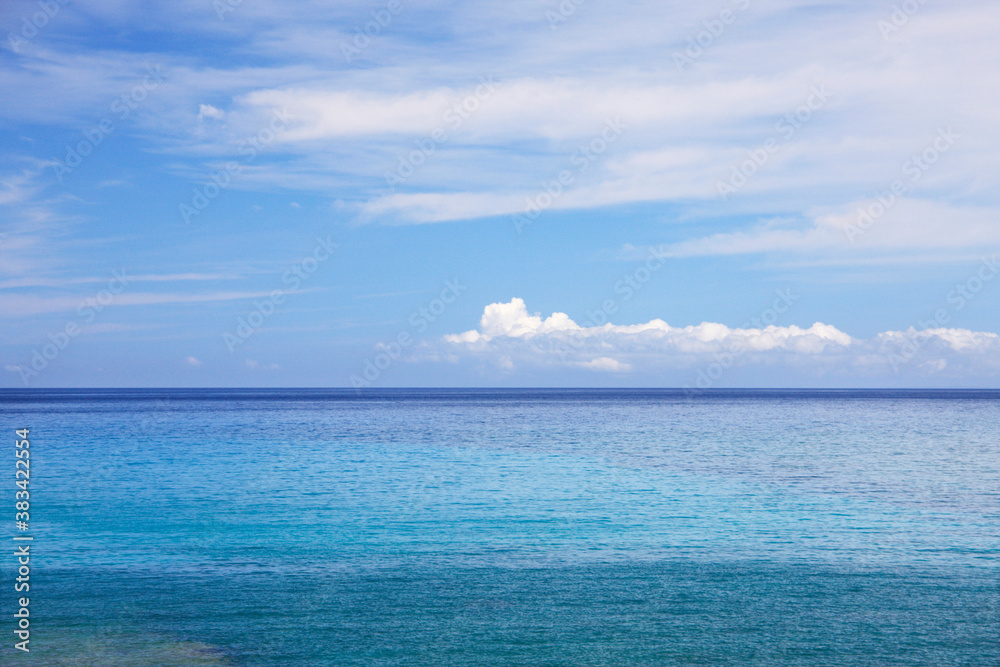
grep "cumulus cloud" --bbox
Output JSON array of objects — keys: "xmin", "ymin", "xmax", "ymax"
[
  {"xmin": 446, "ymin": 297, "xmax": 852, "ymax": 350},
  {"xmin": 434, "ymin": 299, "xmax": 1000, "ymax": 385}
]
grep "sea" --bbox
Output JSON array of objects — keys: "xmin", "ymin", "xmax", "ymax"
[{"xmin": 1, "ymin": 389, "xmax": 997, "ymax": 666}]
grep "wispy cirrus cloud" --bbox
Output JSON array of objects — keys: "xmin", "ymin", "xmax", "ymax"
[
  {"xmin": 0, "ymin": 272, "xmax": 243, "ymax": 289},
  {"xmin": 0, "ymin": 289, "xmax": 305, "ymax": 317},
  {"xmin": 5, "ymin": 0, "xmax": 999, "ymax": 246},
  {"xmin": 634, "ymin": 199, "xmax": 1000, "ymax": 259}
]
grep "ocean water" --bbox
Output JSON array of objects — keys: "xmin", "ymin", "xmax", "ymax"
[{"xmin": 1, "ymin": 389, "xmax": 997, "ymax": 665}]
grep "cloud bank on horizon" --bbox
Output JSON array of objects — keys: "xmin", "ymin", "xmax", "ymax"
[{"xmin": 426, "ymin": 297, "xmax": 1000, "ymax": 387}]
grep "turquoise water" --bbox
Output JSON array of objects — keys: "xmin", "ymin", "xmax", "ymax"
[{"xmin": 2, "ymin": 389, "xmax": 998, "ymax": 665}]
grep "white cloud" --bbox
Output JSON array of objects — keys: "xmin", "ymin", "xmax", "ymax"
[
  {"xmin": 644, "ymin": 200, "xmax": 1000, "ymax": 259},
  {"xmin": 185, "ymin": 356, "xmax": 202, "ymax": 367},
  {"xmin": 0, "ymin": 290, "xmax": 299, "ymax": 317},
  {"xmin": 241, "ymin": 75, "xmax": 801, "ymax": 144},
  {"xmin": 446, "ymin": 298, "xmax": 851, "ymax": 350},
  {"xmin": 245, "ymin": 359, "xmax": 280, "ymax": 370},
  {"xmin": 0, "ymin": 161, "xmax": 81, "ymax": 277},
  {"xmin": 876, "ymin": 327, "xmax": 1000, "ymax": 354},
  {"xmin": 0, "ymin": 167, "xmax": 44, "ymax": 206},
  {"xmin": 176, "ymin": 0, "xmax": 999, "ymax": 237},
  {"xmin": 577, "ymin": 357, "xmax": 632, "ymax": 373},
  {"xmin": 197, "ymin": 104, "xmax": 225, "ymax": 120},
  {"xmin": 0, "ymin": 272, "xmax": 241, "ymax": 290},
  {"xmin": 244, "ymin": 359, "xmax": 281, "ymax": 371},
  {"xmin": 4, "ymin": 1, "xmax": 997, "ymax": 261},
  {"xmin": 435, "ymin": 299, "xmax": 1000, "ymax": 384}
]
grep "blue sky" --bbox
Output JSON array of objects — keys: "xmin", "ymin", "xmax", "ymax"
[{"xmin": 2, "ymin": 0, "xmax": 999, "ymax": 387}]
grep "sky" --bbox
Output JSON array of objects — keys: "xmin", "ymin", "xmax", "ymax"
[{"xmin": 1, "ymin": 0, "xmax": 999, "ymax": 388}]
